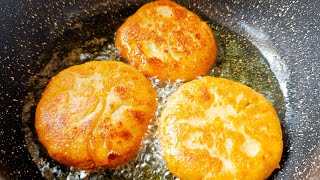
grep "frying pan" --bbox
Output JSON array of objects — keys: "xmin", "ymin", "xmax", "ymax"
[{"xmin": 0, "ymin": 0, "xmax": 319, "ymax": 179}]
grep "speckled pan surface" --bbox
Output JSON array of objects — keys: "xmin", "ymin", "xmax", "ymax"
[{"xmin": 0, "ymin": 0, "xmax": 319, "ymax": 179}]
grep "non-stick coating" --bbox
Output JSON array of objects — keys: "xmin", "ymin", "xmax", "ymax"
[{"xmin": 0, "ymin": 0, "xmax": 319, "ymax": 179}]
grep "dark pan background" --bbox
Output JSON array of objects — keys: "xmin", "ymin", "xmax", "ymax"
[{"xmin": 0, "ymin": 0, "xmax": 319, "ymax": 179}]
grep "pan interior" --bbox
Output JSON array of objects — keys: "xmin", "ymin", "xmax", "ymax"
[{"xmin": 21, "ymin": 5, "xmax": 286, "ymax": 179}]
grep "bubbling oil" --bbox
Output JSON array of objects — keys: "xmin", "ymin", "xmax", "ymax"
[{"xmin": 22, "ymin": 13, "xmax": 285, "ymax": 179}]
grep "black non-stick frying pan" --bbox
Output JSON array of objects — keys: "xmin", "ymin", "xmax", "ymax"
[{"xmin": 0, "ymin": 0, "xmax": 319, "ymax": 179}]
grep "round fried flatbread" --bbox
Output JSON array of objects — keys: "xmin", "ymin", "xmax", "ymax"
[
  {"xmin": 115, "ymin": 0, "xmax": 217, "ymax": 82},
  {"xmin": 159, "ymin": 76, "xmax": 283, "ymax": 179},
  {"xmin": 36, "ymin": 61, "xmax": 157, "ymax": 171}
]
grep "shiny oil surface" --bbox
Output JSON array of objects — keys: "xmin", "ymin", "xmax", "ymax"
[
  {"xmin": 22, "ymin": 12, "xmax": 285, "ymax": 179},
  {"xmin": 0, "ymin": 0, "xmax": 319, "ymax": 179}
]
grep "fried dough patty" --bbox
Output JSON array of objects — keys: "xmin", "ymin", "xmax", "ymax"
[
  {"xmin": 159, "ymin": 77, "xmax": 283, "ymax": 180},
  {"xmin": 35, "ymin": 61, "xmax": 157, "ymax": 171},
  {"xmin": 115, "ymin": 0, "xmax": 217, "ymax": 82}
]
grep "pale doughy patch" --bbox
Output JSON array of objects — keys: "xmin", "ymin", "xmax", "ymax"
[{"xmin": 159, "ymin": 76, "xmax": 283, "ymax": 180}]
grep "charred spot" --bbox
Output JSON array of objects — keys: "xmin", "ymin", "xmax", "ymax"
[
  {"xmin": 108, "ymin": 132, "xmax": 115, "ymax": 139},
  {"xmin": 130, "ymin": 110, "xmax": 146, "ymax": 123},
  {"xmin": 115, "ymin": 86, "xmax": 127, "ymax": 95},
  {"xmin": 118, "ymin": 121, "xmax": 123, "ymax": 126},
  {"xmin": 195, "ymin": 33, "xmax": 201, "ymax": 40},
  {"xmin": 174, "ymin": 8, "xmax": 187, "ymax": 19},
  {"xmin": 108, "ymin": 152, "xmax": 119, "ymax": 161},
  {"xmin": 109, "ymin": 103, "xmax": 114, "ymax": 109},
  {"xmin": 120, "ymin": 130, "xmax": 132, "ymax": 140}
]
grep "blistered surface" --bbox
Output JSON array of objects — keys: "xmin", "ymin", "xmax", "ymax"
[{"xmin": 21, "ymin": 14, "xmax": 285, "ymax": 178}]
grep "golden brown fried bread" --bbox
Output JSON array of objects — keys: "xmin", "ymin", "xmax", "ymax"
[
  {"xmin": 115, "ymin": 0, "xmax": 217, "ymax": 82},
  {"xmin": 159, "ymin": 76, "xmax": 283, "ymax": 180},
  {"xmin": 35, "ymin": 61, "xmax": 157, "ymax": 171}
]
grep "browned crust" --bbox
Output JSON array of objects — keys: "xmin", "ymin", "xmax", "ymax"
[
  {"xmin": 35, "ymin": 61, "xmax": 157, "ymax": 171},
  {"xmin": 159, "ymin": 77, "xmax": 283, "ymax": 180},
  {"xmin": 115, "ymin": 0, "xmax": 217, "ymax": 82}
]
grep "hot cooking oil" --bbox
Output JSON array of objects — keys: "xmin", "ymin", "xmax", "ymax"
[{"xmin": 22, "ymin": 11, "xmax": 285, "ymax": 180}]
